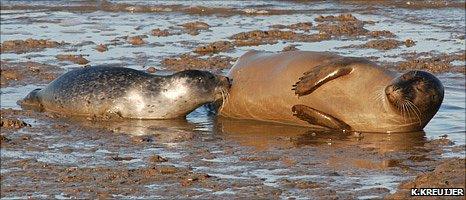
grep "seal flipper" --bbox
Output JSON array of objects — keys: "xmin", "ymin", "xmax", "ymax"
[
  {"xmin": 292, "ymin": 57, "xmax": 367, "ymax": 97},
  {"xmin": 292, "ymin": 104, "xmax": 351, "ymax": 131}
]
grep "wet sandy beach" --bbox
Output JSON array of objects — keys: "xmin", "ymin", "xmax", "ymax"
[{"xmin": 1, "ymin": 0, "xmax": 465, "ymax": 199}]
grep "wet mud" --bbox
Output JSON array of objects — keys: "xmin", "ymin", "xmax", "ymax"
[
  {"xmin": 0, "ymin": 61, "xmax": 63, "ymax": 87},
  {"xmin": 314, "ymin": 14, "xmax": 370, "ymax": 37},
  {"xmin": 151, "ymin": 28, "xmax": 179, "ymax": 37},
  {"xmin": 194, "ymin": 41, "xmax": 234, "ymax": 55},
  {"xmin": 282, "ymin": 44, "xmax": 301, "ymax": 52},
  {"xmin": 181, "ymin": 21, "xmax": 210, "ymax": 36},
  {"xmin": 0, "ymin": 0, "xmax": 301, "ymax": 16},
  {"xmin": 230, "ymin": 29, "xmax": 328, "ymax": 47},
  {"xmin": 393, "ymin": 52, "xmax": 466, "ymax": 74},
  {"xmin": 386, "ymin": 158, "xmax": 465, "ymax": 199},
  {"xmin": 1, "ymin": 0, "xmax": 465, "ymax": 199},
  {"xmin": 55, "ymin": 54, "xmax": 90, "ymax": 65},
  {"xmin": 162, "ymin": 54, "xmax": 236, "ymax": 71},
  {"xmin": 271, "ymin": 22, "xmax": 313, "ymax": 32},
  {"xmin": 343, "ymin": 38, "xmax": 416, "ymax": 50},
  {"xmin": 340, "ymin": 0, "xmax": 465, "ymax": 9},
  {"xmin": 0, "ymin": 108, "xmax": 463, "ymax": 199},
  {"xmin": 0, "ymin": 39, "xmax": 65, "ymax": 54},
  {"xmin": 223, "ymin": 14, "xmax": 396, "ymax": 49},
  {"xmin": 94, "ymin": 44, "xmax": 108, "ymax": 52},
  {"xmin": 126, "ymin": 36, "xmax": 146, "ymax": 46},
  {"xmin": 0, "ymin": 117, "xmax": 30, "ymax": 129}
]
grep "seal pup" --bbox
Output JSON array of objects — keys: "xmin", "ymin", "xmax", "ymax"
[
  {"xmin": 19, "ymin": 66, "xmax": 230, "ymax": 119},
  {"xmin": 219, "ymin": 50, "xmax": 444, "ymax": 133}
]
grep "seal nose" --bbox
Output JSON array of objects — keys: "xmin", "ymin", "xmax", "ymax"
[
  {"xmin": 385, "ymin": 85, "xmax": 400, "ymax": 95},
  {"xmin": 221, "ymin": 76, "xmax": 232, "ymax": 87}
]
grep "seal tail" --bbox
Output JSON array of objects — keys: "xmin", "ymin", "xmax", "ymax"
[{"xmin": 17, "ymin": 88, "xmax": 44, "ymax": 110}]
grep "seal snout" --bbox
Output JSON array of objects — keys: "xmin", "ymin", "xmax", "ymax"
[
  {"xmin": 385, "ymin": 84, "xmax": 401, "ymax": 96},
  {"xmin": 211, "ymin": 75, "xmax": 231, "ymax": 102},
  {"xmin": 220, "ymin": 76, "xmax": 231, "ymax": 86},
  {"xmin": 215, "ymin": 75, "xmax": 231, "ymax": 91},
  {"xmin": 385, "ymin": 83, "xmax": 406, "ymax": 105}
]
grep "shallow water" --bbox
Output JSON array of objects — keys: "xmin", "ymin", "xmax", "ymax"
[{"xmin": 1, "ymin": 0, "xmax": 465, "ymax": 199}]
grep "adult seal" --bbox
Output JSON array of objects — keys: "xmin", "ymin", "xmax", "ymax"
[
  {"xmin": 19, "ymin": 66, "xmax": 230, "ymax": 119},
  {"xmin": 219, "ymin": 51, "xmax": 444, "ymax": 133}
]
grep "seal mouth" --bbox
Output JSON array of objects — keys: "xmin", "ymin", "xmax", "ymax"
[{"xmin": 214, "ymin": 76, "xmax": 231, "ymax": 112}]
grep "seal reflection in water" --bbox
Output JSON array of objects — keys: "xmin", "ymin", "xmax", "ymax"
[
  {"xmin": 214, "ymin": 117, "xmax": 427, "ymax": 154},
  {"xmin": 219, "ymin": 51, "xmax": 444, "ymax": 133},
  {"xmin": 19, "ymin": 66, "xmax": 230, "ymax": 119}
]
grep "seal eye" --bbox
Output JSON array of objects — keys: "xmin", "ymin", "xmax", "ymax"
[
  {"xmin": 197, "ymin": 77, "xmax": 203, "ymax": 82},
  {"xmin": 401, "ymin": 73, "xmax": 411, "ymax": 81}
]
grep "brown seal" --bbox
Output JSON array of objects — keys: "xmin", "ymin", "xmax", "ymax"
[{"xmin": 219, "ymin": 51, "xmax": 444, "ymax": 133}]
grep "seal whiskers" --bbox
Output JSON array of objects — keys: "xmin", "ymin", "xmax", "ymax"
[
  {"xmin": 398, "ymin": 99, "xmax": 406, "ymax": 123},
  {"xmin": 218, "ymin": 88, "xmax": 229, "ymax": 113},
  {"xmin": 405, "ymin": 100, "xmax": 422, "ymax": 126},
  {"xmin": 372, "ymin": 85, "xmax": 387, "ymax": 104}
]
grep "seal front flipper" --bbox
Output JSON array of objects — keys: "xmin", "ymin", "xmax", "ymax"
[
  {"xmin": 291, "ymin": 104, "xmax": 351, "ymax": 131},
  {"xmin": 292, "ymin": 57, "xmax": 367, "ymax": 97}
]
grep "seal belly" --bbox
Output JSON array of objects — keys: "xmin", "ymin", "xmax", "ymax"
[
  {"xmin": 221, "ymin": 51, "xmax": 332, "ymax": 126},
  {"xmin": 220, "ymin": 51, "xmax": 401, "ymax": 132}
]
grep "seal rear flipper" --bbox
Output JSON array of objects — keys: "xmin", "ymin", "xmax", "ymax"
[
  {"xmin": 17, "ymin": 88, "xmax": 44, "ymax": 111},
  {"xmin": 292, "ymin": 57, "xmax": 367, "ymax": 97},
  {"xmin": 291, "ymin": 104, "xmax": 351, "ymax": 131}
]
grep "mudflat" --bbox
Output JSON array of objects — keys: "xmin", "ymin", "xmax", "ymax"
[{"xmin": 1, "ymin": 0, "xmax": 464, "ymax": 199}]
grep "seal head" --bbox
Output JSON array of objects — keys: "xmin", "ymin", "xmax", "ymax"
[
  {"xmin": 385, "ymin": 70, "xmax": 444, "ymax": 129},
  {"xmin": 168, "ymin": 70, "xmax": 230, "ymax": 109}
]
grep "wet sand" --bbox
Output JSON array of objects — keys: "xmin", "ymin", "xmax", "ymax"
[{"xmin": 1, "ymin": 0, "xmax": 465, "ymax": 199}]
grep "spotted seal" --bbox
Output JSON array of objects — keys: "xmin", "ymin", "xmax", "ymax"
[
  {"xmin": 219, "ymin": 50, "xmax": 444, "ymax": 133},
  {"xmin": 19, "ymin": 66, "xmax": 230, "ymax": 119}
]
